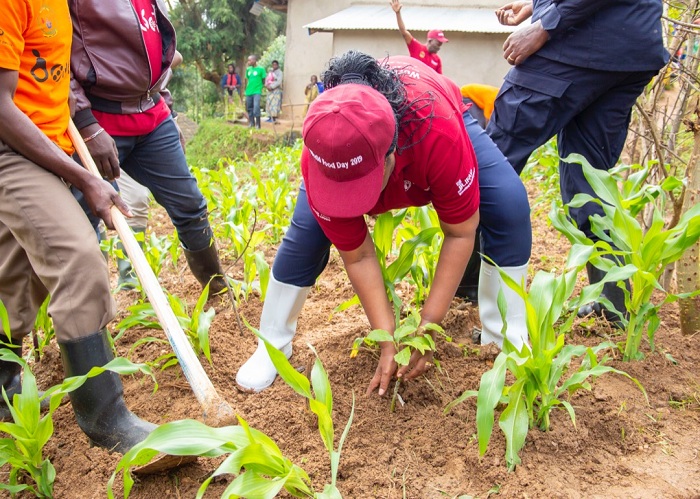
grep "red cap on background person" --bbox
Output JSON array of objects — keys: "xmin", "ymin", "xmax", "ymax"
[
  {"xmin": 302, "ymin": 84, "xmax": 395, "ymax": 219},
  {"xmin": 427, "ymin": 29, "xmax": 449, "ymax": 43}
]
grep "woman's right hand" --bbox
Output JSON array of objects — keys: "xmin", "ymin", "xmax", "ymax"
[{"xmin": 366, "ymin": 342, "xmax": 398, "ymax": 396}]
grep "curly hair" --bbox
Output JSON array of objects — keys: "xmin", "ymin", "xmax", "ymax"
[{"xmin": 321, "ymin": 50, "xmax": 436, "ymax": 154}]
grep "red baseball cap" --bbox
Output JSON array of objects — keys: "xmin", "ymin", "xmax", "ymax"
[
  {"xmin": 302, "ymin": 84, "xmax": 395, "ymax": 218},
  {"xmin": 427, "ymin": 29, "xmax": 449, "ymax": 43}
]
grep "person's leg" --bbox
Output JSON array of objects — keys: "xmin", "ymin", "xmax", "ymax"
[
  {"xmin": 463, "ymin": 113, "xmax": 532, "ymax": 349},
  {"xmin": 114, "ymin": 172, "xmax": 151, "ymax": 289},
  {"xmin": 557, "ymin": 69, "xmax": 657, "ymax": 325},
  {"xmin": 116, "ymin": 118, "xmax": 227, "ymax": 293},
  {"xmin": 487, "ymin": 55, "xmax": 588, "ymax": 174},
  {"xmin": 0, "ymin": 143, "xmax": 154, "ymax": 450},
  {"xmin": 246, "ymin": 95, "xmax": 255, "ymax": 127},
  {"xmin": 237, "ymin": 183, "xmax": 332, "ymax": 391},
  {"xmin": 265, "ymin": 92, "xmax": 274, "ymax": 122},
  {"xmin": 253, "ymin": 94, "xmax": 262, "ymax": 128}
]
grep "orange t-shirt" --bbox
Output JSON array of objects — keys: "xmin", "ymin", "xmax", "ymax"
[
  {"xmin": 460, "ymin": 84, "xmax": 499, "ymax": 121},
  {"xmin": 0, "ymin": 0, "xmax": 73, "ymax": 154}
]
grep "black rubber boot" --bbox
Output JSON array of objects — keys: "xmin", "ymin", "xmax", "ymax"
[
  {"xmin": 59, "ymin": 330, "xmax": 156, "ymax": 454},
  {"xmin": 577, "ymin": 259, "xmax": 629, "ymax": 328},
  {"xmin": 0, "ymin": 342, "xmax": 23, "ymax": 420},
  {"xmin": 183, "ymin": 241, "xmax": 228, "ymax": 295},
  {"xmin": 455, "ymin": 227, "xmax": 481, "ymax": 304},
  {"xmin": 116, "ymin": 227, "xmax": 146, "ymax": 290}
]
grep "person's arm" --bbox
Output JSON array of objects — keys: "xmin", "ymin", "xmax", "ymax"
[
  {"xmin": 338, "ymin": 233, "xmax": 399, "ymax": 396},
  {"xmin": 70, "ymin": 30, "xmax": 120, "ymax": 180},
  {"xmin": 396, "ymin": 213, "xmax": 479, "ymax": 381},
  {"xmin": 390, "ymin": 0, "xmax": 413, "ymax": 45},
  {"xmin": 0, "ymin": 69, "xmax": 129, "ymax": 228},
  {"xmin": 537, "ymin": 0, "xmax": 617, "ymax": 36}
]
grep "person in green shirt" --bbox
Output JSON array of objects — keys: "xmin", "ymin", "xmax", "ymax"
[{"xmin": 245, "ymin": 54, "xmax": 267, "ymax": 129}]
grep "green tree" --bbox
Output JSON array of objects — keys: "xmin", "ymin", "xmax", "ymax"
[{"xmin": 167, "ymin": 0, "xmax": 285, "ymax": 85}]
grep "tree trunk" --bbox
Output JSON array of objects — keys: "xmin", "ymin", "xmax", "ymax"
[{"xmin": 678, "ymin": 111, "xmax": 700, "ymax": 335}]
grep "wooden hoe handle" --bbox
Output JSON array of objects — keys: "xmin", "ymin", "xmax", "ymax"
[{"xmin": 68, "ymin": 119, "xmax": 234, "ymax": 426}]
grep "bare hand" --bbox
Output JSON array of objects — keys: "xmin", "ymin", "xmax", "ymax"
[
  {"xmin": 503, "ymin": 20, "xmax": 549, "ymax": 66},
  {"xmin": 495, "ymin": 1, "xmax": 533, "ymax": 26},
  {"xmin": 80, "ymin": 176, "xmax": 132, "ymax": 229},
  {"xmin": 82, "ymin": 124, "xmax": 120, "ymax": 180},
  {"xmin": 366, "ymin": 344, "xmax": 398, "ymax": 396},
  {"xmin": 390, "ymin": 0, "xmax": 402, "ymax": 14},
  {"xmin": 396, "ymin": 349, "xmax": 435, "ymax": 381}
]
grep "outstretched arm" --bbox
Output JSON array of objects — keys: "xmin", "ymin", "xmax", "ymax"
[
  {"xmin": 339, "ymin": 233, "xmax": 398, "ymax": 397},
  {"xmin": 397, "ymin": 213, "xmax": 478, "ymax": 381},
  {"xmin": 390, "ymin": 0, "xmax": 413, "ymax": 45}
]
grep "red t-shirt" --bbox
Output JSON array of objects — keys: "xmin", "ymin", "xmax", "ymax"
[
  {"xmin": 92, "ymin": 0, "xmax": 170, "ymax": 136},
  {"xmin": 407, "ymin": 38, "xmax": 442, "ymax": 74},
  {"xmin": 302, "ymin": 56, "xmax": 478, "ymax": 252}
]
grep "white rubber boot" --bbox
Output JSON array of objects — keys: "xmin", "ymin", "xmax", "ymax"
[
  {"xmin": 478, "ymin": 261, "xmax": 529, "ymax": 350},
  {"xmin": 236, "ymin": 276, "xmax": 311, "ymax": 392}
]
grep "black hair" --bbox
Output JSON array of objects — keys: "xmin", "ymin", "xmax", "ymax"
[
  {"xmin": 272, "ymin": 60, "xmax": 279, "ymax": 65},
  {"xmin": 321, "ymin": 50, "xmax": 436, "ymax": 154}
]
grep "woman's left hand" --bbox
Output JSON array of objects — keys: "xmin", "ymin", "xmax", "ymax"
[{"xmin": 396, "ymin": 346, "xmax": 435, "ymax": 381}]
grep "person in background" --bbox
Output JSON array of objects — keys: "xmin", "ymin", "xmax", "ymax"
[
  {"xmin": 245, "ymin": 54, "xmax": 267, "ymax": 129},
  {"xmin": 70, "ymin": 0, "xmax": 229, "ymax": 296},
  {"xmin": 303, "ymin": 74, "xmax": 320, "ymax": 117},
  {"xmin": 236, "ymin": 51, "xmax": 531, "ymax": 394},
  {"xmin": 265, "ymin": 60, "xmax": 283, "ymax": 123},
  {"xmin": 461, "ymin": 84, "xmax": 499, "ymax": 129},
  {"xmin": 0, "ymin": 0, "xmax": 158, "ymax": 452},
  {"xmin": 486, "ymin": 0, "xmax": 669, "ymax": 325},
  {"xmin": 221, "ymin": 63, "xmax": 242, "ymax": 104},
  {"xmin": 390, "ymin": 0, "xmax": 448, "ymax": 74}
]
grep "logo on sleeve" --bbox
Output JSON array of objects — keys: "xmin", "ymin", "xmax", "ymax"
[{"xmin": 456, "ymin": 169, "xmax": 475, "ymax": 196}]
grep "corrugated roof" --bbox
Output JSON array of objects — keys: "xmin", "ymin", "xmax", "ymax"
[{"xmin": 304, "ymin": 5, "xmax": 518, "ymax": 35}]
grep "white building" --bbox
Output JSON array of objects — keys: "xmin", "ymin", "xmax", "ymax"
[{"xmin": 259, "ymin": 0, "xmax": 516, "ymax": 119}]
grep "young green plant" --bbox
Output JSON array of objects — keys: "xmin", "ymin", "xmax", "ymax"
[
  {"xmin": 0, "ymin": 343, "xmax": 155, "ymax": 497},
  {"xmin": 352, "ymin": 309, "xmax": 443, "ymax": 411},
  {"xmin": 116, "ymin": 283, "xmax": 215, "ymax": 366},
  {"xmin": 552, "ymin": 155, "xmax": 700, "ymax": 360},
  {"xmin": 446, "ymin": 248, "xmax": 645, "ymax": 469}
]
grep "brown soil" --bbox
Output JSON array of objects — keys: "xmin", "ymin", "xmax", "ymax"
[{"xmin": 16, "ymin": 176, "xmax": 700, "ymax": 499}]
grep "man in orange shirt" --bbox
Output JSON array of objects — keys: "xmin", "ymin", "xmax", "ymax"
[
  {"xmin": 390, "ymin": 0, "xmax": 448, "ymax": 74},
  {"xmin": 0, "ymin": 0, "xmax": 157, "ymax": 453}
]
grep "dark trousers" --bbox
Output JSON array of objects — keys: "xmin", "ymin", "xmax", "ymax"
[
  {"xmin": 273, "ymin": 112, "xmax": 532, "ymax": 287},
  {"xmin": 75, "ymin": 117, "xmax": 212, "ymax": 251},
  {"xmin": 487, "ymin": 54, "xmax": 658, "ymax": 238}
]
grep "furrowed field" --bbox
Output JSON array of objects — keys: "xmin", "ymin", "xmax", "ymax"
[{"xmin": 2, "ymin": 117, "xmax": 699, "ymax": 499}]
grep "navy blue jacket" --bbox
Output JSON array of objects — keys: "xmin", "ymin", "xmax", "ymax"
[{"xmin": 533, "ymin": 0, "xmax": 669, "ymax": 72}]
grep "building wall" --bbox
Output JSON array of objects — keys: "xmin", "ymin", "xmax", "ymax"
[{"xmin": 283, "ymin": 0, "xmax": 511, "ymax": 120}]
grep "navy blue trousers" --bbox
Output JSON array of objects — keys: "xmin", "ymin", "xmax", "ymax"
[
  {"xmin": 74, "ymin": 117, "xmax": 212, "ymax": 251},
  {"xmin": 273, "ymin": 112, "xmax": 532, "ymax": 286},
  {"xmin": 487, "ymin": 54, "xmax": 658, "ymax": 238}
]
